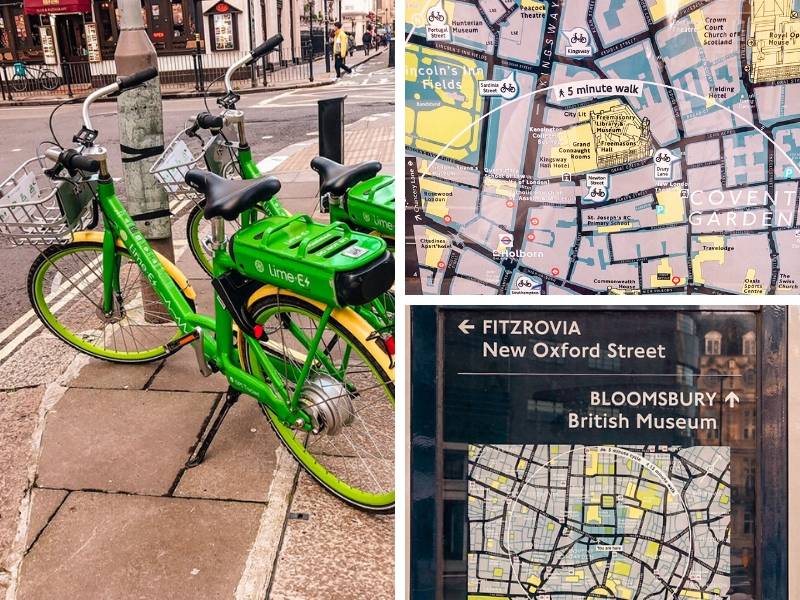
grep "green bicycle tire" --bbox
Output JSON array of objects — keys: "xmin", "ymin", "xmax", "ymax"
[
  {"xmin": 240, "ymin": 293, "xmax": 395, "ymax": 513},
  {"xmin": 28, "ymin": 241, "xmax": 192, "ymax": 363}
]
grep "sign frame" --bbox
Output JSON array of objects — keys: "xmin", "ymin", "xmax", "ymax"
[{"xmin": 409, "ymin": 305, "xmax": 789, "ymax": 600}]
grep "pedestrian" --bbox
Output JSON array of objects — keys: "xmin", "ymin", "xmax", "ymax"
[
  {"xmin": 333, "ymin": 21, "xmax": 352, "ymax": 78},
  {"xmin": 363, "ymin": 25, "xmax": 373, "ymax": 56}
]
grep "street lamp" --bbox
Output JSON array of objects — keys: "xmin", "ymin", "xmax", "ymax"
[{"xmin": 323, "ymin": 0, "xmax": 330, "ymax": 72}]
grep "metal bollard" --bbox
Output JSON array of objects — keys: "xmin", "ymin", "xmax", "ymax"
[
  {"xmin": 388, "ymin": 39, "xmax": 395, "ymax": 68},
  {"xmin": 318, "ymin": 96, "xmax": 346, "ymax": 164}
]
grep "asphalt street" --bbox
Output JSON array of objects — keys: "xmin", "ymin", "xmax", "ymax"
[{"xmin": 0, "ymin": 53, "xmax": 394, "ymax": 334}]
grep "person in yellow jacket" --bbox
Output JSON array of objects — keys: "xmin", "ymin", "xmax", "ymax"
[{"xmin": 332, "ymin": 22, "xmax": 353, "ymax": 78}]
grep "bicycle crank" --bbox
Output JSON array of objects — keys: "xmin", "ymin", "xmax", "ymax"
[{"xmin": 300, "ymin": 375, "xmax": 354, "ymax": 436}]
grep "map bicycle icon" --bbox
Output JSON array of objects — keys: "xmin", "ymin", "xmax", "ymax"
[
  {"xmin": 571, "ymin": 32, "xmax": 588, "ymax": 44},
  {"xmin": 500, "ymin": 82, "xmax": 516, "ymax": 94},
  {"xmin": 428, "ymin": 10, "xmax": 446, "ymax": 23}
]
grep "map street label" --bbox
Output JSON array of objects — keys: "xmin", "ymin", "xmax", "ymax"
[
  {"xmin": 425, "ymin": 1, "xmax": 451, "ymax": 41},
  {"xmin": 653, "ymin": 148, "xmax": 678, "ymax": 180},
  {"xmin": 478, "ymin": 72, "xmax": 519, "ymax": 99},
  {"xmin": 564, "ymin": 27, "xmax": 592, "ymax": 57}
]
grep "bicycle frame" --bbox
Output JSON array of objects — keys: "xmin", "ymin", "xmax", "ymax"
[{"xmin": 94, "ymin": 171, "xmax": 321, "ymax": 430}]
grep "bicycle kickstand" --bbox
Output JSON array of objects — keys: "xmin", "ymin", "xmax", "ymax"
[{"xmin": 186, "ymin": 388, "xmax": 241, "ymax": 468}]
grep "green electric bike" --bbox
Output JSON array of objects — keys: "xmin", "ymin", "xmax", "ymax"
[{"xmin": 3, "ymin": 58, "xmax": 395, "ymax": 511}]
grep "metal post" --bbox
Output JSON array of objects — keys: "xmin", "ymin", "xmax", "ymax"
[
  {"xmin": 318, "ymin": 96, "xmax": 345, "ymax": 163},
  {"xmin": 388, "ymin": 38, "xmax": 394, "ymax": 68},
  {"xmin": 1, "ymin": 65, "xmax": 11, "ymax": 101},
  {"xmin": 323, "ymin": 0, "xmax": 330, "ymax": 73},
  {"xmin": 309, "ymin": 47, "xmax": 314, "ymax": 81},
  {"xmin": 62, "ymin": 58, "xmax": 73, "ymax": 98},
  {"xmin": 115, "ymin": 0, "xmax": 174, "ymax": 264}
]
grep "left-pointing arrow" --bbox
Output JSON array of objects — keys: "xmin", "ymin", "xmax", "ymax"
[{"xmin": 458, "ymin": 319, "xmax": 475, "ymax": 335}]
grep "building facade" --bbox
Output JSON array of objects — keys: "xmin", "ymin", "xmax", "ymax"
[{"xmin": 0, "ymin": 0, "xmax": 303, "ymax": 73}]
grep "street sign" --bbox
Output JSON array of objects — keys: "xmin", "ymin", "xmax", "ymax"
[{"xmin": 441, "ymin": 309, "xmax": 749, "ymax": 445}]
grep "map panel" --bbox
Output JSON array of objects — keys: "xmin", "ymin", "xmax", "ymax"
[
  {"xmin": 468, "ymin": 444, "xmax": 731, "ymax": 599},
  {"xmin": 405, "ymin": 0, "xmax": 800, "ymax": 295}
]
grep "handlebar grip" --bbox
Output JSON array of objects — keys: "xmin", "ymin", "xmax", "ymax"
[
  {"xmin": 62, "ymin": 149, "xmax": 100, "ymax": 173},
  {"xmin": 245, "ymin": 34, "xmax": 284, "ymax": 65},
  {"xmin": 116, "ymin": 66, "xmax": 158, "ymax": 91},
  {"xmin": 196, "ymin": 112, "xmax": 225, "ymax": 129}
]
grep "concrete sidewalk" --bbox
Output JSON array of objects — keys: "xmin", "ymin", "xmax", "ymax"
[{"xmin": 0, "ymin": 116, "xmax": 394, "ymax": 599}]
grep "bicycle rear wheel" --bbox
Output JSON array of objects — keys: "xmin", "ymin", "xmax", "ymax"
[
  {"xmin": 240, "ymin": 293, "xmax": 395, "ymax": 512},
  {"xmin": 28, "ymin": 241, "xmax": 192, "ymax": 363},
  {"xmin": 10, "ymin": 74, "xmax": 27, "ymax": 93}
]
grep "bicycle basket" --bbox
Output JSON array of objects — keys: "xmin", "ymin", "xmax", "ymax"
[
  {"xmin": 13, "ymin": 62, "xmax": 25, "ymax": 77},
  {"xmin": 150, "ymin": 126, "xmax": 214, "ymax": 208},
  {"xmin": 0, "ymin": 156, "xmax": 96, "ymax": 246}
]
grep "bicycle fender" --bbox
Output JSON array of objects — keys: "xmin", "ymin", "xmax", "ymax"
[
  {"xmin": 71, "ymin": 231, "xmax": 197, "ymax": 301},
  {"xmin": 246, "ymin": 284, "xmax": 395, "ymax": 380}
]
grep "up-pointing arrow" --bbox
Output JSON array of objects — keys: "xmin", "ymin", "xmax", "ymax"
[
  {"xmin": 458, "ymin": 319, "xmax": 475, "ymax": 335},
  {"xmin": 724, "ymin": 391, "xmax": 739, "ymax": 408}
]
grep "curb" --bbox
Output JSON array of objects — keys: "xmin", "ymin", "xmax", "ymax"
[{"xmin": 0, "ymin": 49, "xmax": 389, "ymax": 107}]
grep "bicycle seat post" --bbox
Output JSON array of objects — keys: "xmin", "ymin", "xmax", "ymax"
[{"xmin": 210, "ymin": 216, "xmax": 226, "ymax": 251}]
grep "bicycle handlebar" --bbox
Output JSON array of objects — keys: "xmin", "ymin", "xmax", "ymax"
[
  {"xmin": 224, "ymin": 34, "xmax": 283, "ymax": 94},
  {"xmin": 44, "ymin": 147, "xmax": 100, "ymax": 174},
  {"xmin": 117, "ymin": 66, "xmax": 158, "ymax": 92},
  {"xmin": 245, "ymin": 34, "xmax": 284, "ymax": 66},
  {"xmin": 81, "ymin": 66, "xmax": 159, "ymax": 136},
  {"xmin": 196, "ymin": 112, "xmax": 225, "ymax": 130}
]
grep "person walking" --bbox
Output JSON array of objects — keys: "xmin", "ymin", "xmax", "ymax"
[
  {"xmin": 333, "ymin": 22, "xmax": 352, "ymax": 78},
  {"xmin": 363, "ymin": 25, "xmax": 373, "ymax": 56}
]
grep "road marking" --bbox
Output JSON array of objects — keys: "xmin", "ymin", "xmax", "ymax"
[
  {"xmin": 261, "ymin": 135, "xmax": 273, "ymax": 139},
  {"xmin": 256, "ymin": 154, "xmax": 289, "ymax": 173},
  {"xmin": 305, "ymin": 132, "xmax": 318, "ymax": 136}
]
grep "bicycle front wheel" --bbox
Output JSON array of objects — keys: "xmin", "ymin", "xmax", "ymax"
[
  {"xmin": 28, "ymin": 241, "xmax": 192, "ymax": 363},
  {"xmin": 240, "ymin": 293, "xmax": 395, "ymax": 512},
  {"xmin": 40, "ymin": 70, "xmax": 60, "ymax": 91}
]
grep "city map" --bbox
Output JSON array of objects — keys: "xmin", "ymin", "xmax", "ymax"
[
  {"xmin": 405, "ymin": 0, "xmax": 800, "ymax": 294},
  {"xmin": 467, "ymin": 444, "xmax": 731, "ymax": 599}
]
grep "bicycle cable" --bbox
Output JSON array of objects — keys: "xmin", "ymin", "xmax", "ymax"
[
  {"xmin": 47, "ymin": 97, "xmax": 80, "ymax": 149},
  {"xmin": 202, "ymin": 72, "xmax": 227, "ymax": 113}
]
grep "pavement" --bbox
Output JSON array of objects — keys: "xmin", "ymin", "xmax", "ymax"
[{"xmin": 0, "ymin": 103, "xmax": 394, "ymax": 598}]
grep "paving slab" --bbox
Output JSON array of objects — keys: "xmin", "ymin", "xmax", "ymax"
[
  {"xmin": 24, "ymin": 488, "xmax": 68, "ymax": 550},
  {"xmin": 70, "ymin": 358, "xmax": 162, "ymax": 390},
  {"xmin": 149, "ymin": 345, "xmax": 229, "ymax": 393},
  {"xmin": 175, "ymin": 398, "xmax": 279, "ymax": 502},
  {"xmin": 17, "ymin": 492, "xmax": 263, "ymax": 600},
  {"xmin": 36, "ymin": 389, "xmax": 218, "ymax": 495},
  {"xmin": 268, "ymin": 472, "xmax": 394, "ymax": 600}
]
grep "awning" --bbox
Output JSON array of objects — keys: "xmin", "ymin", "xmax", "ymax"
[{"xmin": 23, "ymin": 0, "xmax": 91, "ymax": 15}]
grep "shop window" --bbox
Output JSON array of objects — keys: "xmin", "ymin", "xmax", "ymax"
[
  {"xmin": 704, "ymin": 330, "xmax": 722, "ymax": 355},
  {"xmin": 206, "ymin": 1, "xmax": 240, "ymax": 51}
]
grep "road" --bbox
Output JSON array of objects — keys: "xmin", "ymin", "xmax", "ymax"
[{"xmin": 0, "ymin": 53, "xmax": 393, "ymax": 336}]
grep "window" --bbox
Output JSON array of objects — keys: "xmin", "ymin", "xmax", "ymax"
[
  {"xmin": 742, "ymin": 331, "xmax": 756, "ymax": 356},
  {"xmin": 94, "ymin": 0, "xmax": 198, "ymax": 56},
  {"xmin": 206, "ymin": 2, "xmax": 241, "ymax": 51},
  {"xmin": 0, "ymin": 8, "xmax": 43, "ymax": 60},
  {"xmin": 704, "ymin": 331, "xmax": 722, "ymax": 355}
]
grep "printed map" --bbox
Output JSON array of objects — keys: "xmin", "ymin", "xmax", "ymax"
[
  {"xmin": 467, "ymin": 444, "xmax": 731, "ymax": 599},
  {"xmin": 405, "ymin": 0, "xmax": 800, "ymax": 294}
]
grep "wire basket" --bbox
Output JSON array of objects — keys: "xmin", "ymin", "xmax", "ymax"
[
  {"xmin": 150, "ymin": 127, "xmax": 207, "ymax": 209},
  {"xmin": 0, "ymin": 156, "xmax": 96, "ymax": 246},
  {"xmin": 151, "ymin": 124, "xmax": 240, "ymax": 209}
]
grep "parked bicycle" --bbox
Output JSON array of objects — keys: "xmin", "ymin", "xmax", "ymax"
[
  {"xmin": 10, "ymin": 61, "xmax": 60, "ymax": 92},
  {"xmin": 0, "ymin": 54, "xmax": 395, "ymax": 511},
  {"xmin": 150, "ymin": 35, "xmax": 395, "ymax": 332}
]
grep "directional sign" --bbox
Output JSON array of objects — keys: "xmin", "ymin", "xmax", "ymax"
[{"xmin": 441, "ymin": 309, "xmax": 755, "ymax": 445}]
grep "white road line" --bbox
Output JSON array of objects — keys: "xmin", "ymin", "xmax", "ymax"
[{"xmin": 256, "ymin": 154, "xmax": 289, "ymax": 172}]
